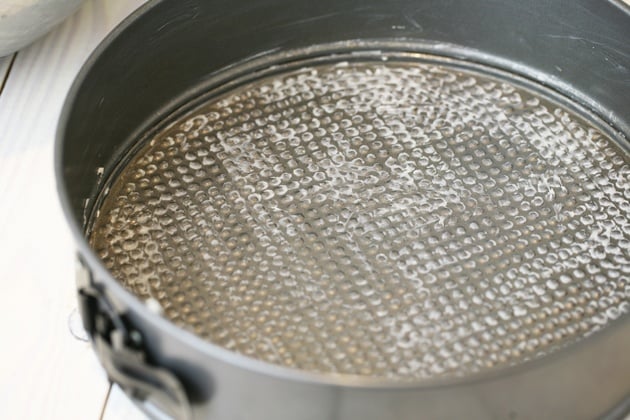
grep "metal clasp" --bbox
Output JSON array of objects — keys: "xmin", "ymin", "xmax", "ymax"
[{"xmin": 76, "ymin": 260, "xmax": 191, "ymax": 420}]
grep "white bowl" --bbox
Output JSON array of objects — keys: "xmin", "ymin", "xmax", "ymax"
[{"xmin": 0, "ymin": 0, "xmax": 85, "ymax": 56}]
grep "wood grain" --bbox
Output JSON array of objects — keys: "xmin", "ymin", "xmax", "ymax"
[
  {"xmin": 0, "ymin": 1, "xmax": 145, "ymax": 418},
  {"xmin": 0, "ymin": 54, "xmax": 16, "ymax": 94}
]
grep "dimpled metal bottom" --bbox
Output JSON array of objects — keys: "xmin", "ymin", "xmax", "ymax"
[{"xmin": 89, "ymin": 55, "xmax": 630, "ymax": 380}]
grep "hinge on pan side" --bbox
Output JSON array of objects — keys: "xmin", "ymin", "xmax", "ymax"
[{"xmin": 76, "ymin": 260, "xmax": 191, "ymax": 420}]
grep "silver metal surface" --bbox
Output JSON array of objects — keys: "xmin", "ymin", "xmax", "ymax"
[{"xmin": 89, "ymin": 56, "xmax": 629, "ymax": 382}]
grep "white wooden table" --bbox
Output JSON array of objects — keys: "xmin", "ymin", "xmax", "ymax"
[{"xmin": 0, "ymin": 1, "xmax": 146, "ymax": 418}]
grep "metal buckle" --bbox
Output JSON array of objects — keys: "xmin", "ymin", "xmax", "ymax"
[{"xmin": 77, "ymin": 260, "xmax": 191, "ymax": 420}]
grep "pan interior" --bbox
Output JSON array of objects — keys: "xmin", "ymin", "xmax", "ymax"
[{"xmin": 89, "ymin": 53, "xmax": 629, "ymax": 381}]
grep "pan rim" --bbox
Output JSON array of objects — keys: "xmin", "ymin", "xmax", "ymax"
[{"xmin": 55, "ymin": 0, "xmax": 630, "ymax": 391}]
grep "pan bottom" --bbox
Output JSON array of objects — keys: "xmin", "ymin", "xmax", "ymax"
[{"xmin": 89, "ymin": 51, "xmax": 629, "ymax": 381}]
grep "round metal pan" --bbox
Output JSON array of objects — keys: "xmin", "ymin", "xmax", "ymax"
[{"xmin": 56, "ymin": 0, "xmax": 630, "ymax": 419}]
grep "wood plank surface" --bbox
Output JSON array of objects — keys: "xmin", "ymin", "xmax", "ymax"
[{"xmin": 0, "ymin": 1, "xmax": 145, "ymax": 419}]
